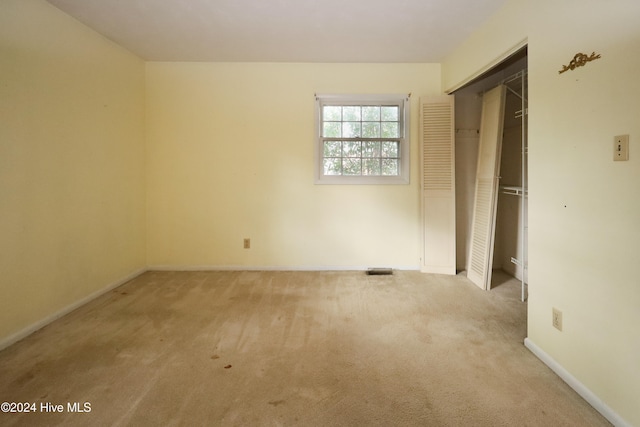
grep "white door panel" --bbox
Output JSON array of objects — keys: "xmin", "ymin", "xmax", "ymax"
[
  {"xmin": 420, "ymin": 96, "xmax": 456, "ymax": 275},
  {"xmin": 467, "ymin": 85, "xmax": 507, "ymax": 289}
]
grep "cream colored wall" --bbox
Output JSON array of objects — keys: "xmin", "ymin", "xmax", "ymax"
[
  {"xmin": 0, "ymin": 0, "xmax": 146, "ymax": 344},
  {"xmin": 146, "ymin": 62, "xmax": 440, "ymax": 269},
  {"xmin": 443, "ymin": 0, "xmax": 640, "ymax": 425}
]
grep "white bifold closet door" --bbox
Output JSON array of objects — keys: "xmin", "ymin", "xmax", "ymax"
[
  {"xmin": 467, "ymin": 85, "xmax": 507, "ymax": 289},
  {"xmin": 420, "ymin": 96, "xmax": 456, "ymax": 275}
]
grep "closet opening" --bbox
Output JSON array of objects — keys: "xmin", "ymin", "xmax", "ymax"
[{"xmin": 453, "ymin": 46, "xmax": 528, "ymax": 301}]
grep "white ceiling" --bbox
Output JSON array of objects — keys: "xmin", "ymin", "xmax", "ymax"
[{"xmin": 46, "ymin": 0, "xmax": 507, "ymax": 63}]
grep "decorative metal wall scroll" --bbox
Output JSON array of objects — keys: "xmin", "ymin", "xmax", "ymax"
[{"xmin": 559, "ymin": 52, "xmax": 601, "ymax": 74}]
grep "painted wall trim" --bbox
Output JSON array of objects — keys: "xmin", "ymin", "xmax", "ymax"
[
  {"xmin": 445, "ymin": 38, "xmax": 528, "ymax": 94},
  {"xmin": 147, "ymin": 265, "xmax": 421, "ymax": 272},
  {"xmin": 0, "ymin": 268, "xmax": 147, "ymax": 352},
  {"xmin": 524, "ymin": 338, "xmax": 631, "ymax": 427}
]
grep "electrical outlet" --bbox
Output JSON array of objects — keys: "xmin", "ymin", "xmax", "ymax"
[
  {"xmin": 614, "ymin": 135, "xmax": 629, "ymax": 161},
  {"xmin": 243, "ymin": 238, "xmax": 250, "ymax": 249},
  {"xmin": 552, "ymin": 308, "xmax": 563, "ymax": 331}
]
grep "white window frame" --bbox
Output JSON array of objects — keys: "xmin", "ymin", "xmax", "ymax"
[{"xmin": 315, "ymin": 94, "xmax": 410, "ymax": 185}]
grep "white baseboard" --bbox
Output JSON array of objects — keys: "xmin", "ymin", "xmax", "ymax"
[
  {"xmin": 147, "ymin": 264, "xmax": 420, "ymax": 272},
  {"xmin": 0, "ymin": 268, "xmax": 146, "ymax": 352},
  {"xmin": 524, "ymin": 338, "xmax": 631, "ymax": 427},
  {"xmin": 420, "ymin": 266, "xmax": 457, "ymax": 275}
]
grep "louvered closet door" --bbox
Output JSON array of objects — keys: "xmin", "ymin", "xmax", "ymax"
[
  {"xmin": 467, "ymin": 85, "xmax": 507, "ymax": 289},
  {"xmin": 420, "ymin": 96, "xmax": 456, "ymax": 275}
]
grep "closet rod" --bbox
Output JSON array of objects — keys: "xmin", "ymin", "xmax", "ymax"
[
  {"xmin": 478, "ymin": 69, "xmax": 528, "ymax": 97},
  {"xmin": 502, "ymin": 69, "xmax": 528, "ymax": 86}
]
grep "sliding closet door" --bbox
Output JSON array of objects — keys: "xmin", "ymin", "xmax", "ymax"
[
  {"xmin": 420, "ymin": 96, "xmax": 456, "ymax": 275},
  {"xmin": 467, "ymin": 85, "xmax": 507, "ymax": 289}
]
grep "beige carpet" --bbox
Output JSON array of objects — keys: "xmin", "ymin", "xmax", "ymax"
[{"xmin": 0, "ymin": 270, "xmax": 610, "ymax": 426}]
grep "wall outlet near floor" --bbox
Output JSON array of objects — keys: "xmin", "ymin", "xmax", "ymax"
[
  {"xmin": 552, "ymin": 307, "xmax": 563, "ymax": 331},
  {"xmin": 243, "ymin": 238, "xmax": 250, "ymax": 249}
]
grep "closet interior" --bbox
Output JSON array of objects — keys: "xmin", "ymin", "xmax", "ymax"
[{"xmin": 454, "ymin": 49, "xmax": 528, "ymax": 301}]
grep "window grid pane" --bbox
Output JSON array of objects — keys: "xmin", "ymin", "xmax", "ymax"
[
  {"xmin": 320, "ymin": 138, "xmax": 400, "ymax": 176},
  {"xmin": 381, "ymin": 106, "xmax": 398, "ymax": 121},
  {"xmin": 321, "ymin": 105, "xmax": 402, "ymax": 139},
  {"xmin": 363, "ymin": 158, "xmax": 381, "ymax": 175},
  {"xmin": 321, "ymin": 102, "xmax": 402, "ymax": 177},
  {"xmin": 323, "ymin": 158, "xmax": 342, "ymax": 175},
  {"xmin": 343, "ymin": 158, "xmax": 362, "ymax": 175},
  {"xmin": 381, "ymin": 159, "xmax": 399, "ymax": 175}
]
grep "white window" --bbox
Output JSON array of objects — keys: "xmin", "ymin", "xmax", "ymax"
[{"xmin": 315, "ymin": 94, "xmax": 410, "ymax": 184}]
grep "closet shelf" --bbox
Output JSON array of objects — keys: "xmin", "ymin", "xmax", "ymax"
[
  {"xmin": 510, "ymin": 257, "xmax": 528, "ymax": 268},
  {"xmin": 500, "ymin": 185, "xmax": 528, "ymax": 197}
]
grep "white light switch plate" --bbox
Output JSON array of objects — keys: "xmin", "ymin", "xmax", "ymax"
[{"xmin": 614, "ymin": 135, "xmax": 629, "ymax": 161}]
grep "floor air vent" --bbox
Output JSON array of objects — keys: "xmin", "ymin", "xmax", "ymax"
[{"xmin": 366, "ymin": 268, "xmax": 393, "ymax": 275}]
